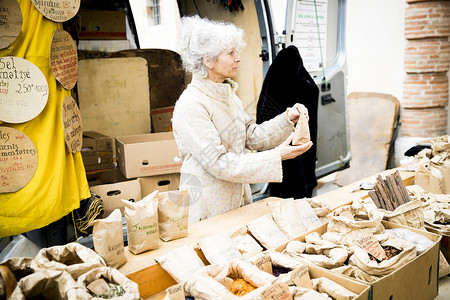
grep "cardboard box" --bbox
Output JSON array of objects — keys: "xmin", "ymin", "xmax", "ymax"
[
  {"xmin": 81, "ymin": 131, "xmax": 114, "ymax": 171},
  {"xmin": 115, "ymin": 132, "xmax": 181, "ymax": 178},
  {"xmin": 90, "ymin": 177, "xmax": 141, "ymax": 218},
  {"xmin": 274, "ymin": 220, "xmax": 440, "ymax": 300},
  {"xmin": 139, "ymin": 173, "xmax": 180, "ymax": 198},
  {"xmin": 151, "ymin": 106, "xmax": 174, "ymax": 133},
  {"xmin": 78, "ymin": 10, "xmax": 127, "ymax": 40}
]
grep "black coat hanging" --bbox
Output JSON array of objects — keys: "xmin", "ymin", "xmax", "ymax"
[{"xmin": 256, "ymin": 45, "xmax": 319, "ymax": 198}]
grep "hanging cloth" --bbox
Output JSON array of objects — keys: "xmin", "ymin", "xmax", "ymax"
[
  {"xmin": 0, "ymin": 0, "xmax": 90, "ymax": 237},
  {"xmin": 257, "ymin": 45, "xmax": 319, "ymax": 198}
]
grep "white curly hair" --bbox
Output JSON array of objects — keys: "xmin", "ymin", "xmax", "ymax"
[{"xmin": 178, "ymin": 15, "xmax": 246, "ymax": 77}]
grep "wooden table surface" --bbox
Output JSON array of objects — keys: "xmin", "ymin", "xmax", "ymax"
[{"xmin": 118, "ymin": 168, "xmax": 416, "ymax": 299}]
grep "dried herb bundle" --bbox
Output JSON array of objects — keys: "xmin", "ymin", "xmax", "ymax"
[{"xmin": 368, "ymin": 171, "xmax": 411, "ymax": 211}]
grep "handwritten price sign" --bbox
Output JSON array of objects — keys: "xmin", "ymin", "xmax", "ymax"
[
  {"xmin": 0, "ymin": 0, "xmax": 22, "ymax": 49},
  {"xmin": 62, "ymin": 95, "xmax": 82, "ymax": 153},
  {"xmin": 0, "ymin": 56, "xmax": 49, "ymax": 123},
  {"xmin": 0, "ymin": 126, "xmax": 38, "ymax": 193},
  {"xmin": 50, "ymin": 29, "xmax": 78, "ymax": 89},
  {"xmin": 32, "ymin": 0, "xmax": 80, "ymax": 23}
]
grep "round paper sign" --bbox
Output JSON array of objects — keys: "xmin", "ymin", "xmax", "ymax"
[
  {"xmin": 62, "ymin": 95, "xmax": 82, "ymax": 153},
  {"xmin": 50, "ymin": 29, "xmax": 78, "ymax": 89},
  {"xmin": 0, "ymin": 56, "xmax": 49, "ymax": 123},
  {"xmin": 0, "ymin": 0, "xmax": 23, "ymax": 49},
  {"xmin": 32, "ymin": 0, "xmax": 80, "ymax": 22},
  {"xmin": 0, "ymin": 126, "xmax": 38, "ymax": 193}
]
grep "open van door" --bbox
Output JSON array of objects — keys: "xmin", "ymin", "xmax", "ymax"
[{"xmin": 256, "ymin": 0, "xmax": 351, "ymax": 178}]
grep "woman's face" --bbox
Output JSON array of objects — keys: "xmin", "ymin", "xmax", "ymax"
[{"xmin": 207, "ymin": 48, "xmax": 241, "ymax": 83}]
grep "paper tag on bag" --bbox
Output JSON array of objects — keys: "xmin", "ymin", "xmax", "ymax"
[
  {"xmin": 166, "ymin": 283, "xmax": 185, "ymax": 300},
  {"xmin": 291, "ymin": 265, "xmax": 313, "ymax": 289},
  {"xmin": 354, "ymin": 233, "xmax": 387, "ymax": 261},
  {"xmin": 254, "ymin": 255, "xmax": 273, "ymax": 274},
  {"xmin": 261, "ymin": 283, "xmax": 291, "ymax": 300}
]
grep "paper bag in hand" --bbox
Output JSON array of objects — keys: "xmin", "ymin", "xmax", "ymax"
[{"xmin": 292, "ymin": 106, "xmax": 310, "ymax": 146}]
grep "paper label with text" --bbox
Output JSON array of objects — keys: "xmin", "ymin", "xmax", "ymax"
[
  {"xmin": 291, "ymin": 265, "xmax": 313, "ymax": 289},
  {"xmin": 261, "ymin": 283, "xmax": 291, "ymax": 300},
  {"xmin": 61, "ymin": 95, "xmax": 82, "ymax": 153},
  {"xmin": 166, "ymin": 283, "xmax": 185, "ymax": 300},
  {"xmin": 0, "ymin": 56, "xmax": 49, "ymax": 123},
  {"xmin": 32, "ymin": 0, "xmax": 80, "ymax": 23},
  {"xmin": 50, "ymin": 29, "xmax": 78, "ymax": 89},
  {"xmin": 354, "ymin": 233, "xmax": 387, "ymax": 261},
  {"xmin": 0, "ymin": 0, "xmax": 22, "ymax": 49},
  {"xmin": 0, "ymin": 126, "xmax": 38, "ymax": 193},
  {"xmin": 254, "ymin": 255, "xmax": 273, "ymax": 274}
]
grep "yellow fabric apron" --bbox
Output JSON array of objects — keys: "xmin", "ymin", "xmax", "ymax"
[{"xmin": 0, "ymin": 0, "xmax": 90, "ymax": 237}]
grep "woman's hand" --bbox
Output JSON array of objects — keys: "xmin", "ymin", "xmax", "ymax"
[
  {"xmin": 287, "ymin": 103, "xmax": 309, "ymax": 124},
  {"xmin": 277, "ymin": 133, "xmax": 313, "ymax": 161}
]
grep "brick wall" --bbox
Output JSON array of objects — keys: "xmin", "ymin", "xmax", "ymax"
[{"xmin": 402, "ymin": 0, "xmax": 450, "ymax": 137}]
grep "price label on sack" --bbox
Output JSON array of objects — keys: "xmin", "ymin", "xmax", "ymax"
[
  {"xmin": 261, "ymin": 283, "xmax": 291, "ymax": 300},
  {"xmin": 165, "ymin": 283, "xmax": 185, "ymax": 300},
  {"xmin": 32, "ymin": 0, "xmax": 80, "ymax": 22},
  {"xmin": 61, "ymin": 95, "xmax": 82, "ymax": 153},
  {"xmin": 354, "ymin": 233, "xmax": 387, "ymax": 261},
  {"xmin": 291, "ymin": 265, "xmax": 313, "ymax": 289},
  {"xmin": 0, "ymin": 0, "xmax": 22, "ymax": 49},
  {"xmin": 0, "ymin": 56, "xmax": 48, "ymax": 124},
  {"xmin": 254, "ymin": 255, "xmax": 273, "ymax": 274},
  {"xmin": 0, "ymin": 126, "xmax": 38, "ymax": 193},
  {"xmin": 50, "ymin": 29, "xmax": 78, "ymax": 89}
]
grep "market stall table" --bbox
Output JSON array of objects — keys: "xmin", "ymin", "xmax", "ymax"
[{"xmin": 118, "ymin": 169, "xmax": 416, "ymax": 299}]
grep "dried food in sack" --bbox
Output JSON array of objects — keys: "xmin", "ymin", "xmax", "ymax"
[
  {"xmin": 198, "ymin": 232, "xmax": 243, "ymax": 265},
  {"xmin": 78, "ymin": 266, "xmax": 140, "ymax": 300},
  {"xmin": 348, "ymin": 235, "xmax": 416, "ymax": 277},
  {"xmin": 327, "ymin": 198, "xmax": 385, "ymax": 236},
  {"xmin": 247, "ymin": 214, "xmax": 288, "ymax": 249},
  {"xmin": 92, "ymin": 209, "xmax": 127, "ymax": 269},
  {"xmin": 158, "ymin": 189, "xmax": 189, "ymax": 241},
  {"xmin": 230, "ymin": 226, "xmax": 263, "ymax": 260},
  {"xmin": 32, "ymin": 242, "xmax": 106, "ymax": 280},
  {"xmin": 268, "ymin": 199, "xmax": 307, "ymax": 239},
  {"xmin": 155, "ymin": 244, "xmax": 205, "ymax": 283},
  {"xmin": 229, "ymin": 278, "xmax": 256, "ymax": 297},
  {"xmin": 311, "ymin": 277, "xmax": 358, "ymax": 300},
  {"xmin": 123, "ymin": 190, "xmax": 159, "ymax": 254}
]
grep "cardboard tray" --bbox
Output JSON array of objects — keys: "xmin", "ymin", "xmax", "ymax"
[{"xmin": 274, "ymin": 220, "xmax": 441, "ymax": 300}]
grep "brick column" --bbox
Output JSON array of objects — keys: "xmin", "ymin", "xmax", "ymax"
[{"xmin": 402, "ymin": 0, "xmax": 450, "ymax": 137}]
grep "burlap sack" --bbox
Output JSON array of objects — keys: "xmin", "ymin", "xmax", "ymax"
[
  {"xmin": 32, "ymin": 242, "xmax": 106, "ymax": 280},
  {"xmin": 77, "ymin": 266, "xmax": 140, "ymax": 300},
  {"xmin": 158, "ymin": 189, "xmax": 189, "ymax": 242},
  {"xmin": 123, "ymin": 190, "xmax": 159, "ymax": 254},
  {"xmin": 348, "ymin": 235, "xmax": 416, "ymax": 277},
  {"xmin": 92, "ymin": 209, "xmax": 127, "ymax": 269}
]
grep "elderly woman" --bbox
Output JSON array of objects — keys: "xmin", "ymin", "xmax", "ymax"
[{"xmin": 172, "ymin": 16, "xmax": 312, "ymax": 223}]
